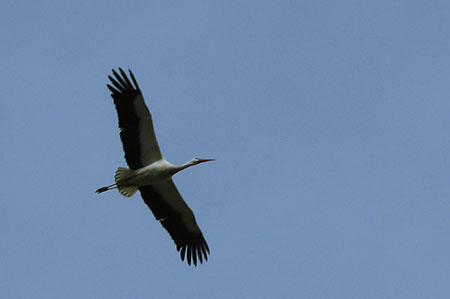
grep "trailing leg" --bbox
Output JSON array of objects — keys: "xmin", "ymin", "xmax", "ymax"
[{"xmin": 95, "ymin": 183, "xmax": 117, "ymax": 194}]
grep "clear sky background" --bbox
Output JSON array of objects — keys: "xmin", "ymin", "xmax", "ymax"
[{"xmin": 2, "ymin": 1, "xmax": 450, "ymax": 298}]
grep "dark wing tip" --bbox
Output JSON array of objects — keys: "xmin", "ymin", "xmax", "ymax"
[
  {"xmin": 198, "ymin": 247, "xmax": 203, "ymax": 264},
  {"xmin": 192, "ymin": 247, "xmax": 198, "ymax": 266},
  {"xmin": 201, "ymin": 244, "xmax": 209, "ymax": 261},
  {"xmin": 128, "ymin": 69, "xmax": 141, "ymax": 91},
  {"xmin": 107, "ymin": 84, "xmax": 117, "ymax": 94},
  {"xmin": 119, "ymin": 68, "xmax": 129, "ymax": 82},
  {"xmin": 180, "ymin": 246, "xmax": 186, "ymax": 261},
  {"xmin": 111, "ymin": 69, "xmax": 121, "ymax": 82},
  {"xmin": 108, "ymin": 68, "xmax": 140, "ymax": 95},
  {"xmin": 187, "ymin": 246, "xmax": 192, "ymax": 266},
  {"xmin": 177, "ymin": 237, "xmax": 210, "ymax": 266}
]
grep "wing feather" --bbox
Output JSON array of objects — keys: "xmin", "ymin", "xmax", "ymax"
[
  {"xmin": 108, "ymin": 68, "xmax": 162, "ymax": 169},
  {"xmin": 139, "ymin": 180, "xmax": 210, "ymax": 266}
]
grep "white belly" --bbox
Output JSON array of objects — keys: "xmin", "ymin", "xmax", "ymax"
[{"xmin": 126, "ymin": 160, "xmax": 175, "ymax": 187}]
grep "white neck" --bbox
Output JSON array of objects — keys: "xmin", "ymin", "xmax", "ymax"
[{"xmin": 171, "ymin": 159, "xmax": 197, "ymax": 175}]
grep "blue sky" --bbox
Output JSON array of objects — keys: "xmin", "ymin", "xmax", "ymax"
[{"xmin": 2, "ymin": 1, "xmax": 450, "ymax": 298}]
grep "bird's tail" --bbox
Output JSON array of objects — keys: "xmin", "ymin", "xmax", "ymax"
[{"xmin": 115, "ymin": 167, "xmax": 138, "ymax": 197}]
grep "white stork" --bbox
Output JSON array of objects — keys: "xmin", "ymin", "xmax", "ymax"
[{"xmin": 96, "ymin": 68, "xmax": 214, "ymax": 266}]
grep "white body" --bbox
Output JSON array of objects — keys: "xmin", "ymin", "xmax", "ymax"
[{"xmin": 122, "ymin": 159, "xmax": 177, "ymax": 186}]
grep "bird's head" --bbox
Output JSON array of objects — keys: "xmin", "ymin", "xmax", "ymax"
[{"xmin": 191, "ymin": 157, "xmax": 216, "ymax": 165}]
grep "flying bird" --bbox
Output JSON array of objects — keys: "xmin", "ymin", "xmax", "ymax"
[{"xmin": 96, "ymin": 68, "xmax": 214, "ymax": 266}]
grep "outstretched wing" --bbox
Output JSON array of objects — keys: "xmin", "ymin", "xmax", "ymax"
[
  {"xmin": 107, "ymin": 68, "xmax": 162, "ymax": 169},
  {"xmin": 139, "ymin": 180, "xmax": 210, "ymax": 266}
]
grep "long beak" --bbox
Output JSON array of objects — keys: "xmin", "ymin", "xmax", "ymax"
[{"xmin": 198, "ymin": 158, "xmax": 216, "ymax": 163}]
